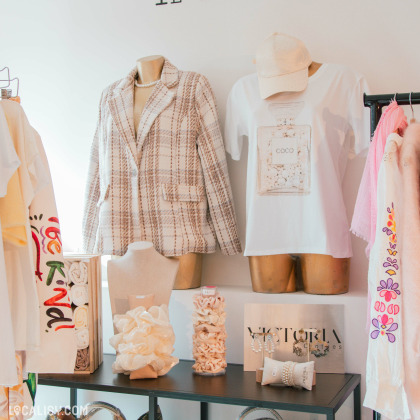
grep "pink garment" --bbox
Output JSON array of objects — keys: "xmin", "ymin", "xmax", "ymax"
[
  {"xmin": 400, "ymin": 123, "xmax": 420, "ymax": 419},
  {"xmin": 351, "ymin": 100, "xmax": 407, "ymax": 256}
]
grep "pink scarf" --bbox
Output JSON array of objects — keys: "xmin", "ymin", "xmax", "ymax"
[{"xmin": 351, "ymin": 100, "xmax": 407, "ymax": 256}]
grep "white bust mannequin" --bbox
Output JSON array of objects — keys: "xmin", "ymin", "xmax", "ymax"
[{"xmin": 107, "ymin": 241, "xmax": 179, "ymax": 318}]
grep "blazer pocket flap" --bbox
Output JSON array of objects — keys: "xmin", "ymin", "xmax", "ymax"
[
  {"xmin": 96, "ymin": 184, "xmax": 110, "ymax": 207},
  {"xmin": 162, "ymin": 184, "xmax": 205, "ymax": 202}
]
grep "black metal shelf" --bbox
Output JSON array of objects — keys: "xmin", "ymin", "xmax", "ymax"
[{"xmin": 39, "ymin": 354, "xmax": 361, "ymax": 420}]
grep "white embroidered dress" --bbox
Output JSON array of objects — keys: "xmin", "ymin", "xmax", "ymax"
[{"xmin": 364, "ymin": 133, "xmax": 410, "ymax": 419}]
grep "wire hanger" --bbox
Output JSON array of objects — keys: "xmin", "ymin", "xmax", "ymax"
[
  {"xmin": 0, "ymin": 67, "xmax": 10, "ymax": 83},
  {"xmin": 0, "ymin": 67, "xmax": 20, "ymax": 103},
  {"xmin": 9, "ymin": 77, "xmax": 19, "ymax": 97},
  {"xmin": 0, "ymin": 67, "xmax": 11, "ymax": 87},
  {"xmin": 409, "ymin": 92, "xmax": 416, "ymax": 123}
]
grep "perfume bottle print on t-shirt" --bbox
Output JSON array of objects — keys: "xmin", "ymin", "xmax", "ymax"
[{"xmin": 257, "ymin": 102, "xmax": 311, "ymax": 195}]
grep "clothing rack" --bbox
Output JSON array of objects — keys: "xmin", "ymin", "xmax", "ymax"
[
  {"xmin": 364, "ymin": 91, "xmax": 420, "ymax": 420},
  {"xmin": 364, "ymin": 92, "xmax": 420, "ymax": 137}
]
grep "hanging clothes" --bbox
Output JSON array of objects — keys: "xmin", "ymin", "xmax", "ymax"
[
  {"xmin": 25, "ymin": 127, "xmax": 77, "ymax": 374},
  {"xmin": 0, "ymin": 354, "xmax": 25, "ymax": 420},
  {"xmin": 0, "ymin": 353, "xmax": 36, "ymax": 420},
  {"xmin": 0, "ymin": 99, "xmax": 47, "ymax": 353},
  {"xmin": 351, "ymin": 100, "xmax": 407, "ymax": 256},
  {"xmin": 0, "ymin": 232, "xmax": 18, "ymax": 387},
  {"xmin": 0, "ymin": 99, "xmax": 76, "ymax": 373},
  {"xmin": 0, "ymin": 105, "xmax": 20, "ymax": 387},
  {"xmin": 400, "ymin": 123, "xmax": 420, "ymax": 420},
  {"xmin": 0, "ymin": 97, "xmax": 77, "ymax": 420},
  {"xmin": 364, "ymin": 132, "xmax": 410, "ymax": 420},
  {"xmin": 0, "ymin": 171, "xmax": 27, "ymax": 246},
  {"xmin": 0, "ymin": 103, "xmax": 26, "ymax": 246},
  {"xmin": 0, "ymin": 105, "xmax": 20, "ymax": 194}
]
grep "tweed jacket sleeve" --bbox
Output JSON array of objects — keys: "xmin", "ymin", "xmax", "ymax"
[
  {"xmin": 82, "ymin": 94, "xmax": 102, "ymax": 253},
  {"xmin": 195, "ymin": 76, "xmax": 242, "ymax": 255}
]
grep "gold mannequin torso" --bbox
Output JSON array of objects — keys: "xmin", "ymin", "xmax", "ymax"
[
  {"xmin": 248, "ymin": 253, "xmax": 350, "ymax": 294},
  {"xmin": 134, "ymin": 56, "xmax": 202, "ymax": 289},
  {"xmin": 248, "ymin": 62, "xmax": 350, "ymax": 295}
]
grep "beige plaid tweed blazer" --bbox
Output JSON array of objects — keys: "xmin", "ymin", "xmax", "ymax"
[{"xmin": 82, "ymin": 60, "xmax": 242, "ymax": 256}]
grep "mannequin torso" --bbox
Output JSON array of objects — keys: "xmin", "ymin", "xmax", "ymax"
[{"xmin": 248, "ymin": 62, "xmax": 350, "ymax": 295}]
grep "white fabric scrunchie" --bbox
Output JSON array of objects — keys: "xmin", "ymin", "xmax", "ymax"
[{"xmin": 109, "ymin": 304, "xmax": 178, "ymax": 376}]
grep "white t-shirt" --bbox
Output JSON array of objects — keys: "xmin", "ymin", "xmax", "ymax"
[{"xmin": 225, "ymin": 63, "xmax": 370, "ymax": 258}]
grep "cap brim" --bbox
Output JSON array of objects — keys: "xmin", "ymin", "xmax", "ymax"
[{"xmin": 258, "ymin": 67, "xmax": 308, "ymax": 99}]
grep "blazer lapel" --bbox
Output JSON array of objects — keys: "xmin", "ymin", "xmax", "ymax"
[
  {"xmin": 136, "ymin": 59, "xmax": 180, "ymax": 153},
  {"xmin": 108, "ymin": 68, "xmax": 138, "ymax": 164}
]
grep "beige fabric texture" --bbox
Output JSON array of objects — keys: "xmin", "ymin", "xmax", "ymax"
[{"xmin": 82, "ymin": 59, "xmax": 241, "ymax": 257}]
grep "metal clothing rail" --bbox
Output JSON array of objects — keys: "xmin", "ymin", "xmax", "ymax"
[
  {"xmin": 364, "ymin": 91, "xmax": 420, "ymax": 420},
  {"xmin": 364, "ymin": 92, "xmax": 420, "ymax": 137}
]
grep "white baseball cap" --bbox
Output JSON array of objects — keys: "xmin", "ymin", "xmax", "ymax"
[{"xmin": 256, "ymin": 33, "xmax": 312, "ymax": 99}]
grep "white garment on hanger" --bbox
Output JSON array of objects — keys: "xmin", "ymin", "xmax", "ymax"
[
  {"xmin": 364, "ymin": 133, "xmax": 410, "ymax": 420},
  {"xmin": 0, "ymin": 105, "xmax": 20, "ymax": 386},
  {"xmin": 0, "ymin": 106, "xmax": 20, "ymax": 196},
  {"xmin": 25, "ymin": 128, "xmax": 77, "ymax": 374},
  {"xmin": 1, "ymin": 100, "xmax": 48, "ymax": 353}
]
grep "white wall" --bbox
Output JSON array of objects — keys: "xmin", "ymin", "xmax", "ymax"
[
  {"xmin": 5, "ymin": 0, "xmax": 420, "ymax": 291},
  {"xmin": 2, "ymin": 0, "xmax": 419, "ymax": 419}
]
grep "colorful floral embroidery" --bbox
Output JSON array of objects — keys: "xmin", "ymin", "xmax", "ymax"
[
  {"xmin": 371, "ymin": 315, "xmax": 398, "ymax": 342},
  {"xmin": 374, "ymin": 301, "xmax": 386, "ymax": 312},
  {"xmin": 387, "ymin": 242, "xmax": 397, "ymax": 256},
  {"xmin": 383, "ymin": 257, "xmax": 398, "ymax": 273},
  {"xmin": 371, "ymin": 202, "xmax": 401, "ymax": 343},
  {"xmin": 377, "ymin": 278, "xmax": 401, "ymax": 302},
  {"xmin": 387, "ymin": 304, "xmax": 400, "ymax": 315},
  {"xmin": 382, "ymin": 205, "xmax": 397, "ymax": 243},
  {"xmin": 374, "ymin": 301, "xmax": 400, "ymax": 314}
]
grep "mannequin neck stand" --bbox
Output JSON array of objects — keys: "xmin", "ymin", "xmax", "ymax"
[
  {"xmin": 134, "ymin": 55, "xmax": 165, "ymax": 135},
  {"xmin": 107, "ymin": 241, "xmax": 179, "ymax": 318}
]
